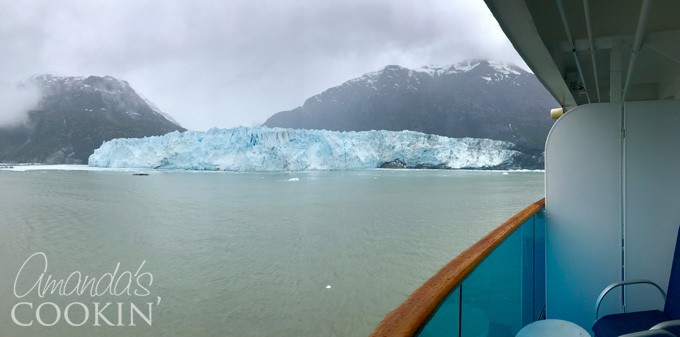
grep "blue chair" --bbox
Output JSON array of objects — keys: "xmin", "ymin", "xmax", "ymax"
[
  {"xmin": 593, "ymin": 227, "xmax": 680, "ymax": 337},
  {"xmin": 619, "ymin": 330, "xmax": 676, "ymax": 337}
]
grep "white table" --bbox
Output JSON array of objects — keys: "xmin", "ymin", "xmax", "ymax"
[{"xmin": 516, "ymin": 319, "xmax": 591, "ymax": 337}]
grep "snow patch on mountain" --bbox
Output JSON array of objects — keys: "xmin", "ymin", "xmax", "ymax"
[
  {"xmin": 89, "ymin": 127, "xmax": 522, "ymax": 171},
  {"xmin": 31, "ymin": 74, "xmax": 131, "ymax": 95},
  {"xmin": 452, "ymin": 60, "xmax": 481, "ymax": 73},
  {"xmin": 354, "ymin": 60, "xmax": 522, "ymax": 82},
  {"xmin": 488, "ymin": 60, "xmax": 521, "ymax": 75}
]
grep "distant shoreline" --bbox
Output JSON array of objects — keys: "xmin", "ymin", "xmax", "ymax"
[{"xmin": 0, "ymin": 164, "xmax": 544, "ymax": 173}]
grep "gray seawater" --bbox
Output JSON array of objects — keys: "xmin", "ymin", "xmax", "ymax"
[{"xmin": 0, "ymin": 169, "xmax": 543, "ymax": 337}]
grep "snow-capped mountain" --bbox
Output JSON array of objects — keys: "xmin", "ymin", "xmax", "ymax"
[
  {"xmin": 264, "ymin": 60, "xmax": 556, "ymax": 157},
  {"xmin": 89, "ymin": 126, "xmax": 541, "ymax": 171},
  {"xmin": 0, "ymin": 75, "xmax": 185, "ymax": 164}
]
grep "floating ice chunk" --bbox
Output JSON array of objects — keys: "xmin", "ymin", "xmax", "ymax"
[
  {"xmin": 326, "ymin": 285, "xmax": 331, "ymax": 289},
  {"xmin": 287, "ymin": 178, "xmax": 300, "ymax": 182}
]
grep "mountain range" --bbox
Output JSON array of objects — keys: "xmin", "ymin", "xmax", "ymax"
[
  {"xmin": 1, "ymin": 60, "xmax": 556, "ymax": 168},
  {"xmin": 264, "ymin": 60, "xmax": 556, "ymax": 154},
  {"xmin": 0, "ymin": 75, "xmax": 184, "ymax": 164}
]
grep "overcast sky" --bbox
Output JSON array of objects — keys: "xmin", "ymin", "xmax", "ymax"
[{"xmin": 1, "ymin": 0, "xmax": 526, "ymax": 130}]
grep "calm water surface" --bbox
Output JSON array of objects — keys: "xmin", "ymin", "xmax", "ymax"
[{"xmin": 0, "ymin": 169, "xmax": 543, "ymax": 336}]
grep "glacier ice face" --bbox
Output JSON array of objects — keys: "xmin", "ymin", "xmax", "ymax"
[{"xmin": 88, "ymin": 127, "xmax": 522, "ymax": 171}]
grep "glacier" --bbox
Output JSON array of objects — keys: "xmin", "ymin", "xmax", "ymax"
[{"xmin": 88, "ymin": 127, "xmax": 526, "ymax": 171}]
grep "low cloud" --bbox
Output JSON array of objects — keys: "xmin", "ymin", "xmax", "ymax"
[
  {"xmin": 0, "ymin": 82, "xmax": 42, "ymax": 127},
  {"xmin": 1, "ymin": 1, "xmax": 524, "ymax": 130}
]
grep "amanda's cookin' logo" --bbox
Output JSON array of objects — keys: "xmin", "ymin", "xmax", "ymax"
[{"xmin": 11, "ymin": 252, "xmax": 161, "ymax": 327}]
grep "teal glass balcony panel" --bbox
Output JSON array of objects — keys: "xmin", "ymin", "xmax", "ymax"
[
  {"xmin": 533, "ymin": 210, "xmax": 546, "ymax": 322},
  {"xmin": 417, "ymin": 287, "xmax": 460, "ymax": 337},
  {"xmin": 462, "ymin": 223, "xmax": 524, "ymax": 336},
  {"xmin": 415, "ymin": 209, "xmax": 545, "ymax": 337}
]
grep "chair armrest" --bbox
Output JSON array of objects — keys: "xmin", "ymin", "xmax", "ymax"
[
  {"xmin": 652, "ymin": 320, "xmax": 680, "ymax": 331},
  {"xmin": 619, "ymin": 330, "xmax": 676, "ymax": 337},
  {"xmin": 595, "ymin": 279, "xmax": 667, "ymax": 321}
]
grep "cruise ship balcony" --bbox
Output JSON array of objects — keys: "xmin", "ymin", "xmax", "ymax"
[
  {"xmin": 370, "ymin": 0, "xmax": 680, "ymax": 335},
  {"xmin": 371, "ymin": 199, "xmax": 546, "ymax": 337},
  {"xmin": 371, "ymin": 100, "xmax": 680, "ymax": 337}
]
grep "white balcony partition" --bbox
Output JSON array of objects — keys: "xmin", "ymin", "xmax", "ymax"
[
  {"xmin": 545, "ymin": 102, "xmax": 623, "ymax": 330},
  {"xmin": 623, "ymin": 101, "xmax": 680, "ymax": 313},
  {"xmin": 545, "ymin": 100, "xmax": 680, "ymax": 332}
]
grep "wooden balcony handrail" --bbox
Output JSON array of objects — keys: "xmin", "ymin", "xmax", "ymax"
[{"xmin": 369, "ymin": 198, "xmax": 546, "ymax": 337}]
